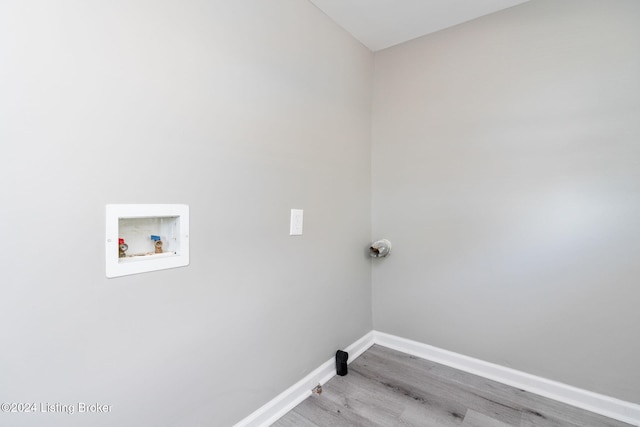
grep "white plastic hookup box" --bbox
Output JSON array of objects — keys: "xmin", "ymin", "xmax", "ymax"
[{"xmin": 105, "ymin": 204, "xmax": 189, "ymax": 278}]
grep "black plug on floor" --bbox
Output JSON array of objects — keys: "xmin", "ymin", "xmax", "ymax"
[{"xmin": 336, "ymin": 350, "xmax": 349, "ymax": 376}]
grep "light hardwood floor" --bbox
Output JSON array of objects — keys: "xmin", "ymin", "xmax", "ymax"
[{"xmin": 273, "ymin": 345, "xmax": 633, "ymax": 427}]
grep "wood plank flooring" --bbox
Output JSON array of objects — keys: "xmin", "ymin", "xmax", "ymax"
[{"xmin": 273, "ymin": 345, "xmax": 634, "ymax": 427}]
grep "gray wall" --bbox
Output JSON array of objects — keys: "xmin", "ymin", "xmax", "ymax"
[
  {"xmin": 372, "ymin": 0, "xmax": 640, "ymax": 403},
  {"xmin": 0, "ymin": 1, "xmax": 373, "ymax": 426},
  {"xmin": 3, "ymin": 0, "xmax": 638, "ymax": 424}
]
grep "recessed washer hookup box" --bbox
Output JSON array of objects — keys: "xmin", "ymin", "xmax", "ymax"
[{"xmin": 105, "ymin": 204, "xmax": 189, "ymax": 278}]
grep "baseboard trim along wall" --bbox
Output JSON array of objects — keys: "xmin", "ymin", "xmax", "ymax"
[
  {"xmin": 235, "ymin": 330, "xmax": 640, "ymax": 427},
  {"xmin": 233, "ymin": 331, "xmax": 375, "ymax": 427},
  {"xmin": 375, "ymin": 331, "xmax": 640, "ymax": 427}
]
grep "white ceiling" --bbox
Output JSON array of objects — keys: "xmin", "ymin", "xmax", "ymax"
[{"xmin": 307, "ymin": 0, "xmax": 530, "ymax": 51}]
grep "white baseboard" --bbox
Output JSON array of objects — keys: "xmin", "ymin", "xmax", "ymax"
[
  {"xmin": 233, "ymin": 331, "xmax": 375, "ymax": 427},
  {"xmin": 235, "ymin": 330, "xmax": 640, "ymax": 427},
  {"xmin": 374, "ymin": 331, "xmax": 640, "ymax": 426}
]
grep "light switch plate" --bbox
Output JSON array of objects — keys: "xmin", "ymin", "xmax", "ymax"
[{"xmin": 290, "ymin": 209, "xmax": 303, "ymax": 235}]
